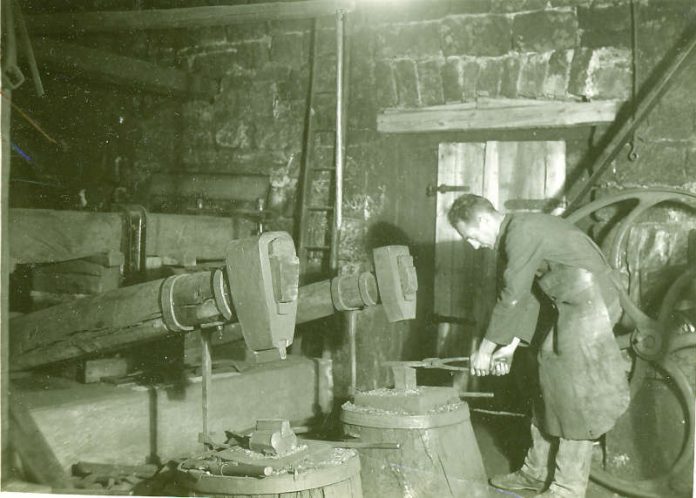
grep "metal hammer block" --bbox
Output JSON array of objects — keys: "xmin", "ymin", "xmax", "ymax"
[
  {"xmin": 249, "ymin": 419, "xmax": 298, "ymax": 455},
  {"xmin": 225, "ymin": 232, "xmax": 299, "ymax": 361},
  {"xmin": 373, "ymin": 245, "xmax": 418, "ymax": 322}
]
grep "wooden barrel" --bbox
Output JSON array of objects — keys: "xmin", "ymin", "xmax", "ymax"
[
  {"xmin": 177, "ymin": 446, "xmax": 363, "ymax": 498},
  {"xmin": 342, "ymin": 395, "xmax": 488, "ymax": 498}
]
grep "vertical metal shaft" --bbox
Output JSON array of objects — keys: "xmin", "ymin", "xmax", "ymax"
[
  {"xmin": 331, "ymin": 9, "xmax": 346, "ymax": 272},
  {"xmin": 0, "ymin": 12, "xmax": 12, "ymax": 476},
  {"xmin": 201, "ymin": 328, "xmax": 213, "ymax": 449},
  {"xmin": 346, "ymin": 310, "xmax": 358, "ymax": 397}
]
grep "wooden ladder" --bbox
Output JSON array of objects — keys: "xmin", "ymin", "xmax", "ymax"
[{"xmin": 295, "ymin": 13, "xmax": 345, "ymax": 281}]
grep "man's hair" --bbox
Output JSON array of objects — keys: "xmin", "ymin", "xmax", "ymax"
[{"xmin": 447, "ymin": 194, "xmax": 496, "ymax": 227}]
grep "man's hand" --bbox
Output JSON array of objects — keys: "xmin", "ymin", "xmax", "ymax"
[
  {"xmin": 490, "ymin": 337, "xmax": 520, "ymax": 376},
  {"xmin": 470, "ymin": 350, "xmax": 492, "ymax": 377}
]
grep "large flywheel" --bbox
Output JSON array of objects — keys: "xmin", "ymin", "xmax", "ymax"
[{"xmin": 566, "ymin": 188, "xmax": 696, "ymax": 497}]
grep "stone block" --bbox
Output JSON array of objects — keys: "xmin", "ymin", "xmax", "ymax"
[
  {"xmin": 393, "ymin": 59, "xmax": 420, "ymax": 107},
  {"xmin": 568, "ymin": 47, "xmax": 593, "ymax": 97},
  {"xmin": 270, "ymin": 32, "xmax": 306, "ymax": 67},
  {"xmin": 577, "ymin": 4, "xmax": 631, "ymax": 31},
  {"xmin": 226, "ymin": 23, "xmax": 268, "ymax": 43},
  {"xmin": 315, "ymin": 55, "xmax": 338, "ymax": 94},
  {"xmin": 256, "ymin": 118, "xmax": 304, "ymax": 152},
  {"xmin": 417, "ymin": 59, "xmax": 445, "ymax": 106},
  {"xmin": 316, "ymin": 27, "xmax": 338, "ymax": 57},
  {"xmin": 441, "ymin": 57, "xmax": 462, "ymax": 102},
  {"xmin": 182, "ymin": 26, "xmax": 228, "ymax": 47},
  {"xmin": 448, "ymin": 0, "xmax": 492, "ymax": 14},
  {"xmin": 242, "ymin": 81, "xmax": 277, "ymax": 118},
  {"xmin": 442, "ymin": 15, "xmax": 512, "ymax": 57},
  {"xmin": 578, "ymin": 3, "xmax": 631, "ymax": 48},
  {"xmin": 191, "ymin": 48, "xmax": 242, "ymax": 78},
  {"xmin": 643, "ymin": 101, "xmax": 695, "ymax": 141},
  {"xmin": 374, "ymin": 59, "xmax": 398, "ymax": 108},
  {"xmin": 518, "ymin": 52, "xmax": 550, "ymax": 98},
  {"xmin": 614, "ymin": 143, "xmax": 688, "ymax": 186},
  {"xmin": 476, "ymin": 57, "xmax": 504, "ymax": 97},
  {"xmin": 460, "ymin": 58, "xmax": 480, "ymax": 100},
  {"xmin": 376, "ymin": 22, "xmax": 443, "ymax": 59},
  {"xmin": 240, "ymin": 41, "xmax": 271, "ymax": 69},
  {"xmin": 543, "ymin": 49, "xmax": 572, "ymax": 97},
  {"xmin": 276, "ymin": 68, "xmax": 309, "ymax": 101},
  {"xmin": 581, "ymin": 27, "xmax": 631, "ymax": 49},
  {"xmin": 347, "ymin": 95, "xmax": 377, "ymax": 130},
  {"xmin": 313, "ymin": 91, "xmax": 338, "ymax": 131},
  {"xmin": 269, "ymin": 19, "xmax": 312, "ymax": 35},
  {"xmin": 549, "ymin": 0, "xmax": 589, "ymax": 6},
  {"xmin": 353, "ymin": 386, "xmax": 460, "ymax": 414},
  {"xmin": 491, "ymin": 0, "xmax": 547, "ymax": 12},
  {"xmin": 500, "ymin": 55, "xmax": 522, "ymax": 97},
  {"xmin": 215, "ymin": 120, "xmax": 256, "ymax": 149},
  {"xmin": 182, "ymin": 99, "xmax": 215, "ymax": 124},
  {"xmin": 359, "ymin": 0, "xmax": 451, "ymax": 25},
  {"xmin": 512, "ymin": 10, "xmax": 578, "ymax": 52},
  {"xmin": 587, "ymin": 47, "xmax": 631, "ymax": 99}
]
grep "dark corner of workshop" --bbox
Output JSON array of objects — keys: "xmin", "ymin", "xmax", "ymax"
[{"xmin": 1, "ymin": 0, "xmax": 694, "ymax": 497}]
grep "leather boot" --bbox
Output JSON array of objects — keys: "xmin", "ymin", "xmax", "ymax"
[{"xmin": 490, "ymin": 470, "xmax": 545, "ymax": 492}]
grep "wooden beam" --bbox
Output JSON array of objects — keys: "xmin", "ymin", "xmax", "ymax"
[
  {"xmin": 33, "ymin": 38, "xmax": 218, "ymax": 98},
  {"xmin": 9, "ymin": 208, "xmax": 251, "ymax": 267},
  {"xmin": 377, "ymin": 99, "xmax": 622, "ymax": 134},
  {"xmin": 27, "ymin": 1, "xmax": 354, "ymax": 34}
]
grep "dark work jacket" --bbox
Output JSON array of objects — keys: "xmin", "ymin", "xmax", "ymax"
[
  {"xmin": 485, "ymin": 213, "xmax": 630, "ymax": 439},
  {"xmin": 486, "ymin": 213, "xmax": 617, "ymax": 346}
]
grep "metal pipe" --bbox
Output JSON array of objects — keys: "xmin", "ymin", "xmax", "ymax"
[
  {"xmin": 330, "ymin": 9, "xmax": 346, "ymax": 272},
  {"xmin": 0, "ymin": 23, "xmax": 12, "ymax": 480},
  {"xmin": 200, "ymin": 328, "xmax": 213, "ymax": 450},
  {"xmin": 346, "ymin": 310, "xmax": 358, "ymax": 397}
]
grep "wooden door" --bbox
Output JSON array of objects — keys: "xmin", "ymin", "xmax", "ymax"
[{"xmin": 434, "ymin": 141, "xmax": 566, "ymax": 358}]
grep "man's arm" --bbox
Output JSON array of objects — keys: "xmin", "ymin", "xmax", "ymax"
[
  {"xmin": 471, "ymin": 219, "xmax": 544, "ymax": 376},
  {"xmin": 485, "ymin": 219, "xmax": 544, "ymax": 345}
]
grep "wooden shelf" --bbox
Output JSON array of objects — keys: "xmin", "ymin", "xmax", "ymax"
[{"xmin": 377, "ymin": 98, "xmax": 623, "ymax": 134}]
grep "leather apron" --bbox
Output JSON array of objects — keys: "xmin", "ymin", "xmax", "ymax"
[{"xmin": 534, "ymin": 264, "xmax": 630, "ymax": 440}]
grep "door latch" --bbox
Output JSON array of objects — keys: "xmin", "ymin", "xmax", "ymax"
[{"xmin": 426, "ymin": 184, "xmax": 470, "ymax": 197}]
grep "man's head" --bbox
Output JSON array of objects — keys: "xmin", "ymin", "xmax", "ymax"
[{"xmin": 448, "ymin": 194, "xmax": 503, "ymax": 249}]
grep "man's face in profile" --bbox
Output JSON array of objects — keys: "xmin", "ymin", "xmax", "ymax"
[{"xmin": 453, "ymin": 215, "xmax": 497, "ymax": 250}]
